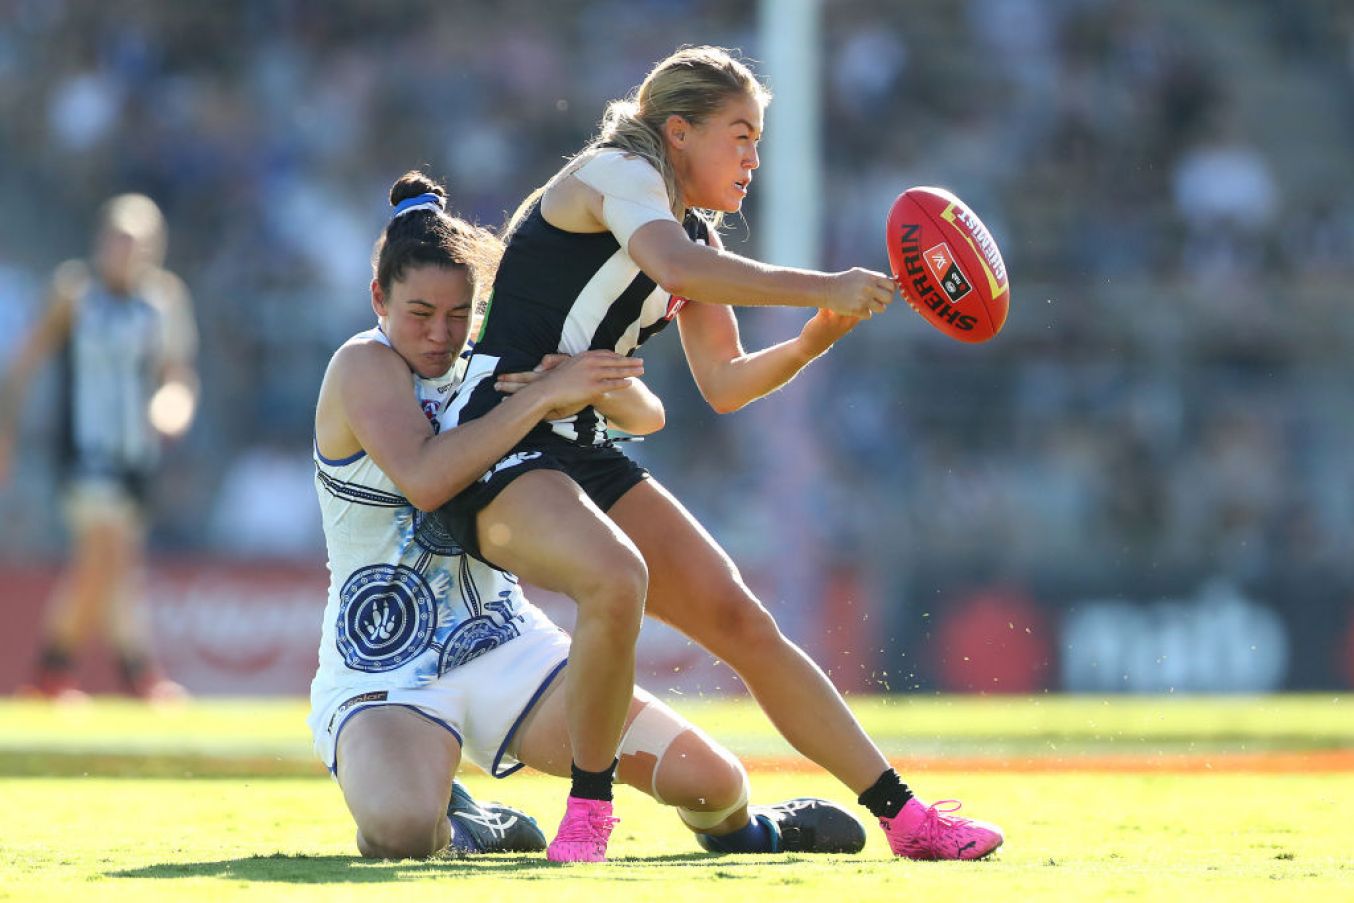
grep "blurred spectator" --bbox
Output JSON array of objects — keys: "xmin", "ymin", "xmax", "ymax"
[{"xmin": 1170, "ymin": 107, "xmax": 1280, "ymax": 283}]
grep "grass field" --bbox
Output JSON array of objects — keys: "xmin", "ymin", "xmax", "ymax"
[{"xmin": 1, "ymin": 695, "xmax": 1351, "ymax": 901}]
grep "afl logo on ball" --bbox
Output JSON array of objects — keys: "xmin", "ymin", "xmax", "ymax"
[
  {"xmin": 924, "ymin": 243, "xmax": 972, "ymax": 304},
  {"xmin": 336, "ymin": 564, "xmax": 436, "ymax": 672}
]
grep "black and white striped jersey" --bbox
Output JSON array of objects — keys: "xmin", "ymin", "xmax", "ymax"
[
  {"xmin": 444, "ymin": 152, "xmax": 709, "ymax": 446},
  {"xmin": 57, "ymin": 272, "xmax": 167, "ymax": 482}
]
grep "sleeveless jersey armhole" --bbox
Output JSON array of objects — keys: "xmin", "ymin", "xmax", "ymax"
[{"xmin": 573, "ymin": 150, "xmax": 678, "ymax": 253}]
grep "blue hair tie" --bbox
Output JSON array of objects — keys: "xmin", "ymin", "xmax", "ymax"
[{"xmin": 392, "ymin": 192, "xmax": 445, "ymax": 218}]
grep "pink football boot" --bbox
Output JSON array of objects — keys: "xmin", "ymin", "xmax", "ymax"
[
  {"xmin": 879, "ymin": 798, "xmax": 1003, "ymax": 861},
  {"xmin": 546, "ymin": 796, "xmax": 618, "ymax": 863}
]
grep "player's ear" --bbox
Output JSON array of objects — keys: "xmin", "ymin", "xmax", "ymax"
[
  {"xmin": 370, "ymin": 279, "xmax": 386, "ymax": 318},
  {"xmin": 663, "ymin": 115, "xmax": 690, "ymax": 149}
]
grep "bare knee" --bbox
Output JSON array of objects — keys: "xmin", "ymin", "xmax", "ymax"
[
  {"xmin": 573, "ymin": 552, "xmax": 647, "ymax": 638},
  {"xmin": 706, "ymin": 588, "xmax": 783, "ymax": 656},
  {"xmin": 357, "ymin": 806, "xmax": 445, "ymax": 860},
  {"xmin": 665, "ymin": 742, "xmax": 750, "ymax": 834},
  {"xmin": 680, "ymin": 752, "xmax": 747, "ymax": 814}
]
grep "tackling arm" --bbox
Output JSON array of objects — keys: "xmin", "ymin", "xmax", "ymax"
[
  {"xmin": 494, "ymin": 354, "xmax": 665, "ymax": 436},
  {"xmin": 324, "ymin": 342, "xmax": 643, "ymax": 511}
]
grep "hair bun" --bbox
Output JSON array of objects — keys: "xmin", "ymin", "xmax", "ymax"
[{"xmin": 389, "ymin": 170, "xmax": 448, "ymax": 207}]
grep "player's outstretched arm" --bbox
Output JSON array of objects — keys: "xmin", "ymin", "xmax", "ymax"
[
  {"xmin": 674, "ymin": 231, "xmax": 864, "ymax": 414},
  {"xmin": 628, "ymin": 219, "xmax": 894, "ymax": 319},
  {"xmin": 561, "ymin": 151, "xmax": 892, "ymax": 318},
  {"xmin": 677, "ymin": 302, "xmax": 853, "ymax": 415}
]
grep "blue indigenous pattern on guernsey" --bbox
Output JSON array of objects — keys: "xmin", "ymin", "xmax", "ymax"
[
  {"xmin": 437, "ymin": 592, "xmax": 524, "ymax": 674},
  {"xmin": 409, "ymin": 508, "xmax": 463, "ymax": 556},
  {"xmin": 336, "ymin": 564, "xmax": 437, "ymax": 672}
]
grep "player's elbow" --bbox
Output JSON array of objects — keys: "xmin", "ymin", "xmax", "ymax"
[
  {"xmin": 705, "ymin": 390, "xmax": 748, "ymax": 416},
  {"xmin": 399, "ymin": 475, "xmax": 451, "ymax": 513},
  {"xmin": 630, "ymin": 408, "xmax": 666, "ymax": 435},
  {"xmin": 692, "ymin": 374, "xmax": 747, "ymax": 415},
  {"xmin": 405, "ymin": 488, "xmax": 444, "ymax": 513},
  {"xmin": 609, "ymin": 403, "xmax": 665, "ymax": 437}
]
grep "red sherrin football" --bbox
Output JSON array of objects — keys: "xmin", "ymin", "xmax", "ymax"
[{"xmin": 886, "ymin": 186, "xmax": 1009, "ymax": 343}]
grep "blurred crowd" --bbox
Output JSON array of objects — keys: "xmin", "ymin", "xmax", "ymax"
[{"xmin": 2, "ymin": 0, "xmax": 1353, "ymax": 602}]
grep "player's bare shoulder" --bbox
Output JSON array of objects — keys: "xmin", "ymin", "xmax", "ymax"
[
  {"xmin": 336, "ymin": 329, "xmax": 396, "ymax": 358},
  {"xmin": 542, "ymin": 150, "xmax": 610, "ymax": 232},
  {"xmin": 325, "ymin": 331, "xmax": 406, "ymax": 389},
  {"xmin": 316, "ymin": 333, "xmax": 383, "ymax": 418}
]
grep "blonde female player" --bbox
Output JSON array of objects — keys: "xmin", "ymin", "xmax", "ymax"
[
  {"xmin": 436, "ymin": 46, "xmax": 1004, "ymax": 862},
  {"xmin": 309, "ymin": 171, "xmax": 866, "ymax": 860},
  {"xmin": 0, "ymin": 194, "xmax": 197, "ymax": 701}
]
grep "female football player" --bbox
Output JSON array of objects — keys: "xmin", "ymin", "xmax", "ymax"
[
  {"xmin": 0, "ymin": 194, "xmax": 197, "ymax": 702},
  {"xmin": 436, "ymin": 46, "xmax": 1004, "ymax": 861},
  {"xmin": 309, "ymin": 171, "xmax": 866, "ymax": 861}
]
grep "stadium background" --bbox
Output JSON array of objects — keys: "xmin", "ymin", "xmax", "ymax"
[{"xmin": 1, "ymin": 0, "xmax": 1352, "ymax": 697}]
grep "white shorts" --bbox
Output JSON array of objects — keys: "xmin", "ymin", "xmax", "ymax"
[{"xmin": 308, "ymin": 605, "xmax": 570, "ymax": 778}]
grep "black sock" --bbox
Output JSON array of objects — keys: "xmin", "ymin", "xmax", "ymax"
[
  {"xmin": 37, "ymin": 644, "xmax": 73, "ymax": 674},
  {"xmin": 858, "ymin": 768, "xmax": 913, "ymax": 820},
  {"xmin": 570, "ymin": 759, "xmax": 618, "ymax": 802},
  {"xmin": 117, "ymin": 653, "xmax": 149, "ymax": 689}
]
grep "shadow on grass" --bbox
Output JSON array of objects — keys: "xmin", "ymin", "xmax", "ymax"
[{"xmin": 108, "ymin": 851, "xmax": 804, "ymax": 884}]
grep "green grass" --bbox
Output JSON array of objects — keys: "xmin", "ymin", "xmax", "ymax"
[
  {"xmin": 2, "ymin": 694, "xmax": 1349, "ymax": 773},
  {"xmin": 1, "ymin": 695, "xmax": 1351, "ymax": 901}
]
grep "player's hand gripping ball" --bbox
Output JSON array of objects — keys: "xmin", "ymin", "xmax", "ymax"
[{"xmin": 886, "ymin": 187, "xmax": 1009, "ymax": 342}]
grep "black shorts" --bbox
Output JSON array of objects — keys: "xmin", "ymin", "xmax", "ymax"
[
  {"xmin": 434, "ymin": 431, "xmax": 649, "ymax": 563},
  {"xmin": 61, "ymin": 462, "xmax": 153, "ymax": 507}
]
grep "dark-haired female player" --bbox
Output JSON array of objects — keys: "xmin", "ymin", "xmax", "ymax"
[
  {"xmin": 309, "ymin": 171, "xmax": 866, "ymax": 861},
  {"xmin": 437, "ymin": 46, "xmax": 1004, "ymax": 862}
]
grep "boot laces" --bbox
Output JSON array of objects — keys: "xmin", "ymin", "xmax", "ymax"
[
  {"xmin": 556, "ymin": 806, "xmax": 619, "ymax": 844},
  {"xmin": 896, "ymin": 799, "xmax": 972, "ymax": 857}
]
